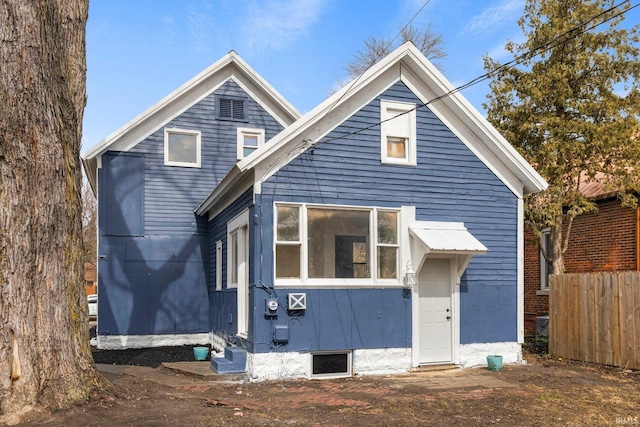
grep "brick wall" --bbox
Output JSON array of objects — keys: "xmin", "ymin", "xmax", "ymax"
[
  {"xmin": 563, "ymin": 200, "xmax": 637, "ymax": 273},
  {"xmin": 523, "ymin": 200, "xmax": 637, "ymax": 335}
]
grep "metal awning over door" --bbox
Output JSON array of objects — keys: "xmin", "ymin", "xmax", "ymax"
[{"xmin": 409, "ymin": 221, "xmax": 487, "ymax": 283}]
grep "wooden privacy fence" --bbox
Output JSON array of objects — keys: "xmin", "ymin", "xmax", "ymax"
[{"xmin": 550, "ymin": 272, "xmax": 640, "ymax": 370}]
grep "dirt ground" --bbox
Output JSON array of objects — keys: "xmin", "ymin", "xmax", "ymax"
[{"xmin": 16, "ymin": 349, "xmax": 640, "ymax": 426}]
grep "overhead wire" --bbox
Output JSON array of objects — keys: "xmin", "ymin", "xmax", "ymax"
[
  {"xmin": 258, "ymin": 0, "xmax": 637, "ymax": 185},
  {"xmin": 317, "ymin": 0, "xmax": 637, "ymax": 145},
  {"xmin": 301, "ymin": 0, "xmax": 433, "ymax": 141}
]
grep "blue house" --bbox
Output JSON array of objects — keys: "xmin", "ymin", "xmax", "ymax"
[{"xmin": 83, "ymin": 43, "xmax": 547, "ymax": 380}]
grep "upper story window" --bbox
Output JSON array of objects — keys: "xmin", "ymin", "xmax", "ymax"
[
  {"xmin": 164, "ymin": 128, "xmax": 201, "ymax": 168},
  {"xmin": 540, "ymin": 229, "xmax": 552, "ymax": 291},
  {"xmin": 217, "ymin": 96, "xmax": 247, "ymax": 121},
  {"xmin": 275, "ymin": 203, "xmax": 400, "ymax": 286},
  {"xmin": 380, "ymin": 100, "xmax": 416, "ymax": 166},
  {"xmin": 237, "ymin": 127, "xmax": 265, "ymax": 159}
]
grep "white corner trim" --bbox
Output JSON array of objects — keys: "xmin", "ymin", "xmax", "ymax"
[
  {"xmin": 96, "ymin": 333, "xmax": 210, "ymax": 350},
  {"xmin": 517, "ymin": 197, "xmax": 525, "ymax": 344},
  {"xmin": 458, "ymin": 342, "xmax": 522, "ymax": 368}
]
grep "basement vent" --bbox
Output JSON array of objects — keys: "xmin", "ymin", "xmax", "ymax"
[{"xmin": 311, "ymin": 351, "xmax": 352, "ymax": 379}]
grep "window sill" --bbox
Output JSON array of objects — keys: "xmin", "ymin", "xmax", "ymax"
[
  {"xmin": 536, "ymin": 289, "xmax": 549, "ymax": 296},
  {"xmin": 274, "ymin": 280, "xmax": 403, "ymax": 289}
]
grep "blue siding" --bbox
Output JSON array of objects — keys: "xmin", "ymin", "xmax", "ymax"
[
  {"xmin": 250, "ymin": 288, "xmax": 411, "ymax": 353},
  {"xmin": 102, "ymin": 153, "xmax": 144, "ymax": 236},
  {"xmin": 253, "ymin": 80, "xmax": 518, "ymax": 349},
  {"xmin": 98, "ymin": 79, "xmax": 284, "ymax": 337}
]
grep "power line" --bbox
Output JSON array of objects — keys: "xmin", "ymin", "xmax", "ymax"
[
  {"xmin": 319, "ymin": 0, "xmax": 637, "ymax": 145},
  {"xmin": 303, "ymin": 0, "xmax": 432, "ymax": 139}
]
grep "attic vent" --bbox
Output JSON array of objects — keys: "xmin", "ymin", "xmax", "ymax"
[{"xmin": 217, "ymin": 97, "xmax": 246, "ymax": 121}]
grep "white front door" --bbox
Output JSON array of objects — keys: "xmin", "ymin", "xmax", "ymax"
[{"xmin": 418, "ymin": 258, "xmax": 453, "ymax": 364}]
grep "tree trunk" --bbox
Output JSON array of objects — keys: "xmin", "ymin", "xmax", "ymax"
[
  {"xmin": 0, "ymin": 1, "xmax": 107, "ymax": 421},
  {"xmin": 551, "ymin": 221, "xmax": 564, "ymax": 276}
]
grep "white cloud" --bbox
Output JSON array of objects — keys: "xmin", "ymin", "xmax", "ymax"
[
  {"xmin": 465, "ymin": 0, "xmax": 524, "ymax": 35},
  {"xmin": 241, "ymin": 0, "xmax": 329, "ymax": 53}
]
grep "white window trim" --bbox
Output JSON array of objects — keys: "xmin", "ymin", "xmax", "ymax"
[
  {"xmin": 164, "ymin": 128, "xmax": 201, "ymax": 168},
  {"xmin": 227, "ymin": 209, "xmax": 249, "ymax": 290},
  {"xmin": 215, "ymin": 240, "xmax": 223, "ymax": 291},
  {"xmin": 274, "ymin": 202, "xmax": 403, "ymax": 288},
  {"xmin": 237, "ymin": 127, "xmax": 265, "ymax": 160},
  {"xmin": 380, "ymin": 100, "xmax": 416, "ymax": 166},
  {"xmin": 539, "ymin": 228, "xmax": 551, "ymax": 293}
]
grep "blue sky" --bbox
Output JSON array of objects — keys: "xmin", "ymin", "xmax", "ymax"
[{"xmin": 81, "ymin": 0, "xmax": 581, "ymax": 149}]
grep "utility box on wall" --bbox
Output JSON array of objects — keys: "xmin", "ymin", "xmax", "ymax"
[
  {"xmin": 288, "ymin": 293, "xmax": 306, "ymax": 310},
  {"xmin": 273, "ymin": 325, "xmax": 289, "ymax": 343}
]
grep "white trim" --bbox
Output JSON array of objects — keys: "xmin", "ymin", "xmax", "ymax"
[
  {"xmin": 226, "ymin": 209, "xmax": 249, "ymax": 289},
  {"xmin": 458, "ymin": 342, "xmax": 522, "ymax": 368},
  {"xmin": 237, "ymin": 127, "xmax": 265, "ymax": 160},
  {"xmin": 236, "ymin": 42, "xmax": 547, "ymax": 197},
  {"xmin": 215, "ymin": 240, "xmax": 223, "ymax": 291},
  {"xmin": 96, "ymin": 333, "xmax": 209, "ymax": 350},
  {"xmin": 227, "ymin": 209, "xmax": 250, "ymax": 337},
  {"xmin": 164, "ymin": 128, "xmax": 201, "ymax": 168},
  {"xmin": 380, "ymin": 99, "xmax": 417, "ymax": 166},
  {"xmin": 517, "ymin": 197, "xmax": 525, "ymax": 343}
]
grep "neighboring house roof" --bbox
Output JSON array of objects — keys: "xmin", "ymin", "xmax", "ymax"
[
  {"xmin": 580, "ymin": 172, "xmax": 611, "ymax": 200},
  {"xmin": 196, "ymin": 42, "xmax": 548, "ymax": 217},
  {"xmin": 81, "ymin": 50, "xmax": 301, "ymax": 192}
]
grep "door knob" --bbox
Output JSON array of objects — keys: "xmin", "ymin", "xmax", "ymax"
[{"xmin": 446, "ymin": 316, "xmax": 451, "ymax": 321}]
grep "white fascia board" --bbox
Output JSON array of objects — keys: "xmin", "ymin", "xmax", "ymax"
[
  {"xmin": 81, "ymin": 51, "xmax": 299, "ymax": 162},
  {"xmin": 397, "ymin": 47, "xmax": 547, "ymax": 196}
]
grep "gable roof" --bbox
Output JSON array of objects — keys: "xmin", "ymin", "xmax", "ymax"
[
  {"xmin": 196, "ymin": 42, "xmax": 547, "ymax": 217},
  {"xmin": 81, "ymin": 50, "xmax": 300, "ymax": 191}
]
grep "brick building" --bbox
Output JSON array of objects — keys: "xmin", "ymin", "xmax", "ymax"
[{"xmin": 524, "ymin": 181, "xmax": 639, "ymax": 335}]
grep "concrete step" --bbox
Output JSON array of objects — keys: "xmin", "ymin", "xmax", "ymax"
[{"xmin": 210, "ymin": 347, "xmax": 247, "ymax": 374}]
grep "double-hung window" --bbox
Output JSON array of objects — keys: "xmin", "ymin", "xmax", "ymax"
[
  {"xmin": 380, "ymin": 100, "xmax": 416, "ymax": 165},
  {"xmin": 275, "ymin": 204, "xmax": 400, "ymax": 285},
  {"xmin": 164, "ymin": 128, "xmax": 201, "ymax": 167},
  {"xmin": 237, "ymin": 127, "xmax": 265, "ymax": 159}
]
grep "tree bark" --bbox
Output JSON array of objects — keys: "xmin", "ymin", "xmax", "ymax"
[{"xmin": 0, "ymin": 1, "xmax": 107, "ymax": 421}]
